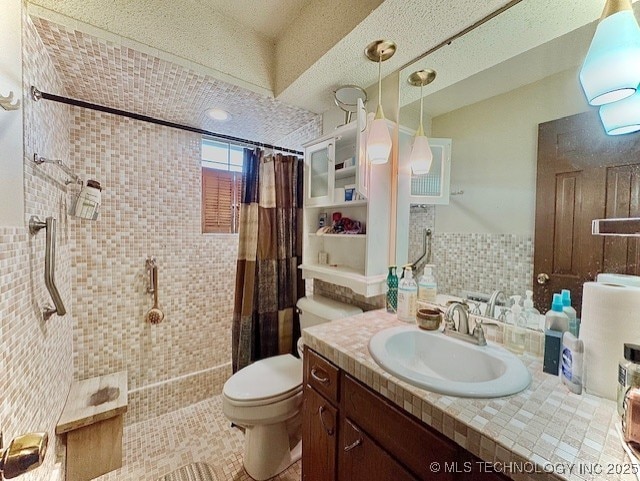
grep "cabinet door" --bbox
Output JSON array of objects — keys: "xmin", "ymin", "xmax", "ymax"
[
  {"xmin": 355, "ymin": 98, "xmax": 369, "ymax": 199},
  {"xmin": 305, "ymin": 138, "xmax": 335, "ymax": 206},
  {"xmin": 398, "ymin": 132, "xmax": 452, "ymax": 205},
  {"xmin": 302, "ymin": 386, "xmax": 337, "ymax": 481},
  {"xmin": 339, "ymin": 417, "xmax": 417, "ymax": 481}
]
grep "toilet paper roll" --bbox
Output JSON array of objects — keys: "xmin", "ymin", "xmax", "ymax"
[
  {"xmin": 581, "ymin": 282, "xmax": 640, "ymax": 400},
  {"xmin": 597, "ymin": 273, "xmax": 640, "ymax": 288}
]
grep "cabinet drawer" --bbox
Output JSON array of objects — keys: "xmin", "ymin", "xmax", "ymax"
[
  {"xmin": 304, "ymin": 348, "xmax": 340, "ymax": 404},
  {"xmin": 342, "ymin": 373, "xmax": 457, "ymax": 480}
]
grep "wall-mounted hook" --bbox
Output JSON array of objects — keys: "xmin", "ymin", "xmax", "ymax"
[{"xmin": 0, "ymin": 91, "xmax": 20, "ymax": 111}]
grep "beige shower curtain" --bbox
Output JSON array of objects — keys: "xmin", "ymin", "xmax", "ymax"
[{"xmin": 232, "ymin": 148, "xmax": 304, "ymax": 372}]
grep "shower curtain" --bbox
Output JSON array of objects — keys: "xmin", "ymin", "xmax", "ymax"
[{"xmin": 232, "ymin": 148, "xmax": 304, "ymax": 372}]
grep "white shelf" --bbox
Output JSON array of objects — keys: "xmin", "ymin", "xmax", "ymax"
[
  {"xmin": 308, "ymin": 233, "xmax": 366, "ymax": 238},
  {"xmin": 299, "ymin": 263, "xmax": 386, "ymax": 297},
  {"xmin": 305, "ymin": 199, "xmax": 367, "ymax": 209},
  {"xmin": 335, "ymin": 165, "xmax": 356, "ymax": 180}
]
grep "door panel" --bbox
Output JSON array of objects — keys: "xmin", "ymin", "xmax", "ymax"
[
  {"xmin": 604, "ymin": 164, "xmax": 640, "ymax": 275},
  {"xmin": 338, "ymin": 417, "xmax": 417, "ymax": 481},
  {"xmin": 302, "ymin": 386, "xmax": 337, "ymax": 481},
  {"xmin": 535, "ymin": 111, "xmax": 640, "ymax": 315},
  {"xmin": 552, "ymin": 173, "xmax": 579, "ymax": 276}
]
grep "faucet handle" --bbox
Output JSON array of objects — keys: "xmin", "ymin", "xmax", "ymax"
[{"xmin": 472, "ymin": 321, "xmax": 488, "ymax": 346}]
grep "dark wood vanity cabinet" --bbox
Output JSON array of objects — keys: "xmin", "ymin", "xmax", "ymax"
[{"xmin": 302, "ymin": 348, "xmax": 510, "ymax": 481}]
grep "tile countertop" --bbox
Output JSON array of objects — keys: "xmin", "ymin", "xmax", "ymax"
[{"xmin": 302, "ymin": 310, "xmax": 637, "ymax": 481}]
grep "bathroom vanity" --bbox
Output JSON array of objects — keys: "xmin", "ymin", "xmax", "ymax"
[
  {"xmin": 302, "ymin": 311, "xmax": 633, "ymax": 481},
  {"xmin": 303, "ymin": 348, "xmax": 509, "ymax": 480}
]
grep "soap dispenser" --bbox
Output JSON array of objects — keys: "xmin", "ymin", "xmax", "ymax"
[
  {"xmin": 523, "ymin": 290, "xmax": 541, "ymax": 330},
  {"xmin": 505, "ymin": 295, "xmax": 526, "ymax": 354},
  {"xmin": 418, "ymin": 264, "xmax": 437, "ymax": 303},
  {"xmin": 397, "ymin": 266, "xmax": 417, "ymax": 322}
]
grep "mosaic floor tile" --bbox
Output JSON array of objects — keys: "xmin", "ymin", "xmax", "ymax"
[{"xmin": 98, "ymin": 395, "xmax": 301, "ymax": 481}]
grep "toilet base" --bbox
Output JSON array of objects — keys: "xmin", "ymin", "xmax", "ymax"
[{"xmin": 242, "ymin": 415, "xmax": 301, "ymax": 480}]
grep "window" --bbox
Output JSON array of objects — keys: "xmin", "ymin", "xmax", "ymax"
[{"xmin": 201, "ymin": 139, "xmax": 243, "ymax": 233}]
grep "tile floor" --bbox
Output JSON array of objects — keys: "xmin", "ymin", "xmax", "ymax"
[{"xmin": 97, "ymin": 395, "xmax": 301, "ymax": 481}]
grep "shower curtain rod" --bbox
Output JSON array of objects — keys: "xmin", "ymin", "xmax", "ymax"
[{"xmin": 30, "ymin": 87, "xmax": 304, "ymax": 156}]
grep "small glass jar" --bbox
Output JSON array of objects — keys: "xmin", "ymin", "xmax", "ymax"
[
  {"xmin": 618, "ymin": 343, "xmax": 640, "ymax": 416},
  {"xmin": 624, "ymin": 387, "xmax": 640, "ymax": 446}
]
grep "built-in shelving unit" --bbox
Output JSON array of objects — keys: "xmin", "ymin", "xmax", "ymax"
[{"xmin": 301, "ymin": 103, "xmax": 392, "ymax": 297}]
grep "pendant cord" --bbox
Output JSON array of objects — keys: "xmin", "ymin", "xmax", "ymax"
[
  {"xmin": 378, "ymin": 53, "xmax": 383, "ymax": 109},
  {"xmin": 419, "ymin": 83, "xmax": 424, "ymax": 132}
]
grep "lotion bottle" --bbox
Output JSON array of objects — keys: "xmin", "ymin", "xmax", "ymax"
[
  {"xmin": 561, "ymin": 331, "xmax": 583, "ymax": 394},
  {"xmin": 418, "ymin": 264, "xmax": 437, "ymax": 303},
  {"xmin": 523, "ymin": 290, "xmax": 541, "ymax": 330},
  {"xmin": 505, "ymin": 295, "xmax": 526, "ymax": 354},
  {"xmin": 397, "ymin": 266, "xmax": 417, "ymax": 322}
]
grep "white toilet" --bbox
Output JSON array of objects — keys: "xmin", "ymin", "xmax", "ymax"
[{"xmin": 222, "ymin": 295, "xmax": 362, "ymax": 480}]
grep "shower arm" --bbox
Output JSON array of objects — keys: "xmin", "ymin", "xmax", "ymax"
[{"xmin": 29, "ymin": 216, "xmax": 67, "ymax": 320}]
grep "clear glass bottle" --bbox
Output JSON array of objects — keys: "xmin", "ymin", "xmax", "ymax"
[
  {"xmin": 618, "ymin": 343, "xmax": 640, "ymax": 416},
  {"xmin": 386, "ymin": 266, "xmax": 398, "ymax": 313}
]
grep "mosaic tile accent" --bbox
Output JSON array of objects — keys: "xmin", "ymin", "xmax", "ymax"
[
  {"xmin": 0, "ymin": 14, "xmax": 74, "ymax": 481},
  {"xmin": 30, "ymin": 16, "xmax": 319, "ymax": 147},
  {"xmin": 303, "ymin": 310, "xmax": 634, "ymax": 481},
  {"xmin": 432, "ymin": 233, "xmax": 534, "ymax": 299},
  {"xmin": 408, "ymin": 208, "xmax": 534, "ymax": 299},
  {"xmin": 97, "ymin": 395, "xmax": 300, "ymax": 481},
  {"xmin": 313, "ymin": 279, "xmax": 384, "ymax": 312},
  {"xmin": 67, "ymin": 107, "xmax": 239, "ymax": 423}
]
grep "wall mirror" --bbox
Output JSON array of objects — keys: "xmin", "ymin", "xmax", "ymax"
[{"xmin": 395, "ymin": 0, "xmax": 640, "ymax": 326}]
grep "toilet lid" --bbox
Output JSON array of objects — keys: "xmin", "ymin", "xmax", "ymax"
[{"xmin": 224, "ymin": 354, "xmax": 302, "ymax": 402}]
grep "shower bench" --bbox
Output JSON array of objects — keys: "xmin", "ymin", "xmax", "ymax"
[{"xmin": 56, "ymin": 371, "xmax": 128, "ymax": 481}]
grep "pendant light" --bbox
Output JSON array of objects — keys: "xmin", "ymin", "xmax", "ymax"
[
  {"xmin": 599, "ymin": 90, "xmax": 640, "ymax": 134},
  {"xmin": 408, "ymin": 69, "xmax": 436, "ymax": 174},
  {"xmin": 365, "ymin": 40, "xmax": 397, "ymax": 164},
  {"xmin": 579, "ymin": 0, "xmax": 640, "ymax": 106}
]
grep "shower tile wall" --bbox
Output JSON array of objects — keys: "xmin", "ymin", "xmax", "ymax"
[
  {"xmin": 408, "ymin": 208, "xmax": 534, "ymax": 299},
  {"xmin": 0, "ymin": 15, "xmax": 74, "ymax": 481},
  {"xmin": 68, "ymin": 108, "xmax": 238, "ymax": 424}
]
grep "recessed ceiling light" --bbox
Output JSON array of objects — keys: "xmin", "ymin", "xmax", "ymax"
[{"xmin": 206, "ymin": 108, "xmax": 230, "ymax": 121}]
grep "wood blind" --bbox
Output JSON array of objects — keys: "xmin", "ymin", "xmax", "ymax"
[{"xmin": 202, "ymin": 168, "xmax": 242, "ymax": 233}]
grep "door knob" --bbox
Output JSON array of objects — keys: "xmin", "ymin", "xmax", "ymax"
[{"xmin": 537, "ymin": 273, "xmax": 550, "ymax": 285}]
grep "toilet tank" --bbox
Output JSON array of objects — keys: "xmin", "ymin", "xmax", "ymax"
[{"xmin": 296, "ymin": 295, "xmax": 362, "ymax": 331}]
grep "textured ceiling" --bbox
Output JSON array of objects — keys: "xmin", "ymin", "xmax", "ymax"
[
  {"xmin": 201, "ymin": 0, "xmax": 313, "ymax": 39},
  {"xmin": 31, "ymin": 16, "xmax": 319, "ymax": 148},
  {"xmin": 399, "ymin": 0, "xmax": 640, "ymax": 117}
]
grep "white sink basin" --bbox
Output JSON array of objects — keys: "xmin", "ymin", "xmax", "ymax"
[{"xmin": 368, "ymin": 326, "xmax": 531, "ymax": 398}]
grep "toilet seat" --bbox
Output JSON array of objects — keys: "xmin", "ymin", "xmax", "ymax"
[{"xmin": 223, "ymin": 354, "xmax": 302, "ymax": 407}]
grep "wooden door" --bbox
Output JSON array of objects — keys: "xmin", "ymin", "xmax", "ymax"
[
  {"xmin": 534, "ymin": 111, "xmax": 640, "ymax": 315},
  {"xmin": 302, "ymin": 386, "xmax": 337, "ymax": 481},
  {"xmin": 338, "ymin": 417, "xmax": 417, "ymax": 481}
]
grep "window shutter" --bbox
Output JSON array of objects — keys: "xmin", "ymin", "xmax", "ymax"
[{"xmin": 202, "ymin": 168, "xmax": 235, "ymax": 233}]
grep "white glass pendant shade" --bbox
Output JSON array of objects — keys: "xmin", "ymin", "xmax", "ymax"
[
  {"xmin": 599, "ymin": 90, "xmax": 640, "ymax": 135},
  {"xmin": 580, "ymin": 10, "xmax": 640, "ymax": 106},
  {"xmin": 410, "ymin": 134, "xmax": 433, "ymax": 174},
  {"xmin": 368, "ymin": 117, "xmax": 392, "ymax": 164}
]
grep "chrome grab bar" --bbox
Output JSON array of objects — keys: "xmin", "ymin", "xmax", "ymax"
[{"xmin": 29, "ymin": 216, "xmax": 66, "ymax": 320}]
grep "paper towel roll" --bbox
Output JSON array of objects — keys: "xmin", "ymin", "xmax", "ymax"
[
  {"xmin": 597, "ymin": 273, "xmax": 640, "ymax": 288},
  {"xmin": 581, "ymin": 282, "xmax": 640, "ymax": 400}
]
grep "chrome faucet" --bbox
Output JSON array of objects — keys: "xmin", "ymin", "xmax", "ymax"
[
  {"xmin": 485, "ymin": 289, "xmax": 508, "ymax": 319},
  {"xmin": 444, "ymin": 302, "xmax": 488, "ymax": 346},
  {"xmin": 445, "ymin": 302, "xmax": 470, "ymax": 334}
]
